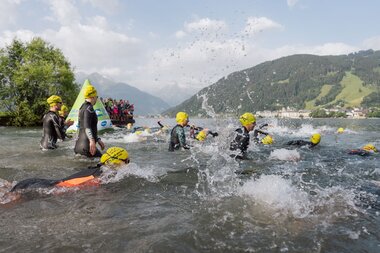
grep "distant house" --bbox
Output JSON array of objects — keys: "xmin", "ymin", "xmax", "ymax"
[
  {"xmin": 256, "ymin": 108, "xmax": 311, "ymax": 118},
  {"xmin": 350, "ymin": 108, "xmax": 367, "ymax": 118}
]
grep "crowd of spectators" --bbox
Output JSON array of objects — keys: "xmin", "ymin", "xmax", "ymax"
[{"xmin": 100, "ymin": 97, "xmax": 134, "ymax": 122}]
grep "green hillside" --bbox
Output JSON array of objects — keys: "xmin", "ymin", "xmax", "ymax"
[
  {"xmin": 332, "ymin": 72, "xmax": 376, "ymax": 106},
  {"xmin": 165, "ymin": 50, "xmax": 380, "ymax": 117}
]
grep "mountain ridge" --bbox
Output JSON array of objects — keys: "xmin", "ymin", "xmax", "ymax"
[
  {"xmin": 164, "ymin": 50, "xmax": 380, "ymax": 117},
  {"xmin": 75, "ymin": 73, "xmax": 170, "ymax": 115}
]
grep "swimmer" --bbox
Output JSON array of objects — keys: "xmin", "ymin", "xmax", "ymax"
[
  {"xmin": 169, "ymin": 112, "xmax": 190, "ymax": 151},
  {"xmin": 348, "ymin": 144, "xmax": 378, "ymax": 156},
  {"xmin": 74, "ymin": 84, "xmax": 105, "ymax": 157},
  {"xmin": 40, "ymin": 95, "xmax": 70, "ymax": 150},
  {"xmin": 189, "ymin": 125, "xmax": 218, "ymax": 141},
  {"xmin": 337, "ymin": 127, "xmax": 344, "ymax": 134},
  {"xmin": 260, "ymin": 135, "xmax": 274, "ymax": 145},
  {"xmin": 253, "ymin": 123, "xmax": 273, "ymax": 144},
  {"xmin": 10, "ymin": 147, "xmax": 129, "ymax": 192},
  {"xmin": 58, "ymin": 104, "xmax": 74, "ymax": 140},
  {"xmin": 286, "ymin": 133, "xmax": 321, "ymax": 148},
  {"xmin": 230, "ymin": 112, "xmax": 256, "ymax": 159},
  {"xmin": 157, "ymin": 120, "xmax": 170, "ymax": 134}
]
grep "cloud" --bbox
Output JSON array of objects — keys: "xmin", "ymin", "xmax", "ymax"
[
  {"xmin": 362, "ymin": 36, "xmax": 380, "ymax": 50},
  {"xmin": 175, "ymin": 30, "xmax": 186, "ymax": 39},
  {"xmin": 287, "ymin": 0, "xmax": 300, "ymax": 7},
  {"xmin": 184, "ymin": 18, "xmax": 227, "ymax": 33},
  {"xmin": 81, "ymin": 0, "xmax": 121, "ymax": 14},
  {"xmin": 46, "ymin": 0, "xmax": 81, "ymax": 26},
  {"xmin": 43, "ymin": 23, "xmax": 143, "ymax": 76},
  {"xmin": 0, "ymin": 29, "xmax": 36, "ymax": 48},
  {"xmin": 0, "ymin": 0, "xmax": 22, "ymax": 29},
  {"xmin": 243, "ymin": 17, "xmax": 283, "ymax": 37}
]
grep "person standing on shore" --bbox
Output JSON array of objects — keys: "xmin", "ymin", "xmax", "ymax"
[{"xmin": 74, "ymin": 85, "xmax": 105, "ymax": 157}]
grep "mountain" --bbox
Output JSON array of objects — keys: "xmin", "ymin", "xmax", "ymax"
[
  {"xmin": 164, "ymin": 50, "xmax": 380, "ymax": 117},
  {"xmin": 154, "ymin": 84, "xmax": 199, "ymax": 106},
  {"xmin": 75, "ymin": 73, "xmax": 170, "ymax": 115}
]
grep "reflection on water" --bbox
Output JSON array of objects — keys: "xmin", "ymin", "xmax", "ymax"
[{"xmin": 0, "ymin": 118, "xmax": 379, "ymax": 252}]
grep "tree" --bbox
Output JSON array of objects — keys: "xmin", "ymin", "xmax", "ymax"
[
  {"xmin": 309, "ymin": 108, "xmax": 328, "ymax": 118},
  {"xmin": 0, "ymin": 38, "xmax": 78, "ymax": 126}
]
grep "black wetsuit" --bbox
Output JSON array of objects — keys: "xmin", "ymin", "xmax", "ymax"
[
  {"xmin": 11, "ymin": 166, "xmax": 102, "ymax": 192},
  {"xmin": 230, "ymin": 126, "xmax": 250, "ymax": 159},
  {"xmin": 40, "ymin": 111, "xmax": 64, "ymax": 149},
  {"xmin": 169, "ymin": 125, "xmax": 190, "ymax": 151},
  {"xmin": 74, "ymin": 101, "xmax": 101, "ymax": 157},
  {"xmin": 348, "ymin": 149, "xmax": 372, "ymax": 156},
  {"xmin": 286, "ymin": 140, "xmax": 316, "ymax": 147},
  {"xmin": 58, "ymin": 116, "xmax": 70, "ymax": 140}
]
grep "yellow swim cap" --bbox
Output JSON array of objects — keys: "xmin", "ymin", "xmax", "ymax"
[
  {"xmin": 310, "ymin": 133, "xmax": 321, "ymax": 145},
  {"xmin": 176, "ymin": 112, "xmax": 189, "ymax": 124},
  {"xmin": 100, "ymin": 147, "xmax": 129, "ymax": 166},
  {"xmin": 196, "ymin": 130, "xmax": 207, "ymax": 141},
  {"xmin": 84, "ymin": 85, "xmax": 98, "ymax": 99},
  {"xmin": 239, "ymin": 112, "xmax": 256, "ymax": 126},
  {"xmin": 47, "ymin": 95, "xmax": 62, "ymax": 106},
  {"xmin": 337, "ymin": 127, "xmax": 344, "ymax": 133},
  {"xmin": 59, "ymin": 104, "xmax": 68, "ymax": 117},
  {"xmin": 362, "ymin": 144, "xmax": 377, "ymax": 152},
  {"xmin": 261, "ymin": 135, "xmax": 273, "ymax": 145}
]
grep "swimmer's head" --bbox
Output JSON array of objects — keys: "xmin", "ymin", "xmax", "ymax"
[
  {"xmin": 100, "ymin": 147, "xmax": 129, "ymax": 167},
  {"xmin": 176, "ymin": 112, "xmax": 189, "ymax": 125},
  {"xmin": 84, "ymin": 85, "xmax": 97, "ymax": 99},
  {"xmin": 362, "ymin": 144, "xmax": 377, "ymax": 152},
  {"xmin": 261, "ymin": 135, "xmax": 273, "ymax": 145},
  {"xmin": 310, "ymin": 133, "xmax": 321, "ymax": 145},
  {"xmin": 59, "ymin": 104, "xmax": 69, "ymax": 117},
  {"xmin": 337, "ymin": 127, "xmax": 344, "ymax": 134},
  {"xmin": 47, "ymin": 95, "xmax": 62, "ymax": 107},
  {"xmin": 196, "ymin": 130, "xmax": 207, "ymax": 141},
  {"xmin": 239, "ymin": 112, "xmax": 256, "ymax": 132},
  {"xmin": 239, "ymin": 112, "xmax": 256, "ymax": 126}
]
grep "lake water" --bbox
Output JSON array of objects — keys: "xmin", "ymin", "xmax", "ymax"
[{"xmin": 0, "ymin": 118, "xmax": 379, "ymax": 252}]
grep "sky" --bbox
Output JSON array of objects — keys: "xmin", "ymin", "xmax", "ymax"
[{"xmin": 1, "ymin": 0, "xmax": 380, "ymax": 98}]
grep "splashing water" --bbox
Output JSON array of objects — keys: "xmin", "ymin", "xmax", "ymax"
[
  {"xmin": 238, "ymin": 175, "xmax": 313, "ymax": 218},
  {"xmin": 269, "ymin": 148, "xmax": 301, "ymax": 161},
  {"xmin": 197, "ymin": 92, "xmax": 217, "ymax": 118},
  {"xmin": 100, "ymin": 163, "xmax": 165, "ymax": 184}
]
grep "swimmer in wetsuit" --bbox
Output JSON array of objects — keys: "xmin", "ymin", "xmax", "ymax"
[
  {"xmin": 169, "ymin": 112, "xmax": 190, "ymax": 151},
  {"xmin": 74, "ymin": 84, "xmax": 105, "ymax": 157},
  {"xmin": 252, "ymin": 123, "xmax": 274, "ymax": 145},
  {"xmin": 58, "ymin": 104, "xmax": 74, "ymax": 140},
  {"xmin": 189, "ymin": 125, "xmax": 218, "ymax": 141},
  {"xmin": 286, "ymin": 133, "xmax": 321, "ymax": 148},
  {"xmin": 348, "ymin": 144, "xmax": 378, "ymax": 156},
  {"xmin": 229, "ymin": 112, "xmax": 257, "ymax": 159},
  {"xmin": 10, "ymin": 147, "xmax": 129, "ymax": 192},
  {"xmin": 40, "ymin": 95, "xmax": 71, "ymax": 150}
]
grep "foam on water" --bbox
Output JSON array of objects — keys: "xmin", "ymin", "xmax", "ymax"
[
  {"xmin": 269, "ymin": 148, "xmax": 301, "ymax": 161},
  {"xmin": 100, "ymin": 163, "xmax": 166, "ymax": 184},
  {"xmin": 238, "ymin": 175, "xmax": 312, "ymax": 218},
  {"xmin": 291, "ymin": 124, "xmax": 319, "ymax": 137}
]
